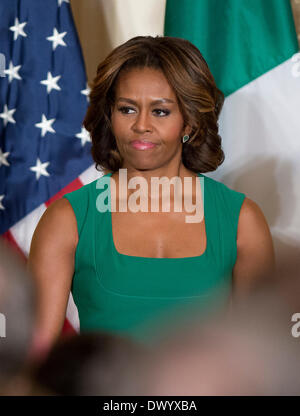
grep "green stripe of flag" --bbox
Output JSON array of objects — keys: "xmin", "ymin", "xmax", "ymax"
[{"xmin": 164, "ymin": 0, "xmax": 299, "ymax": 96}]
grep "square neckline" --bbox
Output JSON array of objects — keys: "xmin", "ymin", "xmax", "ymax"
[{"xmin": 107, "ymin": 172, "xmax": 208, "ymax": 261}]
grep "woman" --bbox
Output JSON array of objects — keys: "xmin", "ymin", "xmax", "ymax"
[{"xmin": 27, "ymin": 36, "xmax": 275, "ymax": 356}]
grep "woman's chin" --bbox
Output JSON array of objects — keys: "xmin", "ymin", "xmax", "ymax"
[{"xmin": 124, "ymin": 159, "xmax": 161, "ymax": 172}]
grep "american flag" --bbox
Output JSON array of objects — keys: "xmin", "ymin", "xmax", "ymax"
[{"xmin": 0, "ymin": 0, "xmax": 100, "ymax": 334}]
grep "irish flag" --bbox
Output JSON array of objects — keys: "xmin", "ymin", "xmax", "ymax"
[{"xmin": 164, "ymin": 0, "xmax": 300, "ymax": 263}]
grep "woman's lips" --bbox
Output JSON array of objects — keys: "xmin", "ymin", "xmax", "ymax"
[{"xmin": 130, "ymin": 140, "xmax": 158, "ymax": 150}]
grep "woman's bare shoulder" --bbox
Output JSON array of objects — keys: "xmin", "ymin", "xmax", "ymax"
[
  {"xmin": 237, "ymin": 197, "xmax": 270, "ymax": 246},
  {"xmin": 233, "ymin": 197, "xmax": 275, "ymax": 293},
  {"xmin": 30, "ymin": 197, "xmax": 78, "ymax": 253}
]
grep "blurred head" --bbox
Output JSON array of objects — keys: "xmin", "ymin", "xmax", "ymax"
[
  {"xmin": 84, "ymin": 35, "xmax": 224, "ymax": 173},
  {"xmin": 33, "ymin": 332, "xmax": 150, "ymax": 396},
  {"xmin": 0, "ymin": 238, "xmax": 36, "ymax": 389}
]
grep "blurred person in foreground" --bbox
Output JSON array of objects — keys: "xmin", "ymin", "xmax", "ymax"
[
  {"xmin": 32, "ymin": 331, "xmax": 150, "ymax": 396},
  {"xmin": 143, "ymin": 254, "xmax": 300, "ymax": 396},
  {"xmin": 0, "ymin": 238, "xmax": 49, "ymax": 395}
]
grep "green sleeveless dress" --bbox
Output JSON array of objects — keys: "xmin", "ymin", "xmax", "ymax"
[{"xmin": 63, "ymin": 172, "xmax": 246, "ymax": 344}]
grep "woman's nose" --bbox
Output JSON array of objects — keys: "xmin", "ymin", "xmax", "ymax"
[{"xmin": 132, "ymin": 109, "xmax": 152, "ymax": 133}]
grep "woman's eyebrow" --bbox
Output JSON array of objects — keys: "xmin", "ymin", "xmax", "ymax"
[{"xmin": 117, "ymin": 97, "xmax": 175, "ymax": 105}]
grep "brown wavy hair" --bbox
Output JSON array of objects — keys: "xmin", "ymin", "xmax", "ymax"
[{"xmin": 83, "ymin": 35, "xmax": 225, "ymax": 173}]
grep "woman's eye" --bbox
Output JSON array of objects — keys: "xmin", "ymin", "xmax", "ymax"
[
  {"xmin": 117, "ymin": 106, "xmax": 135, "ymax": 114},
  {"xmin": 117, "ymin": 106, "xmax": 170, "ymax": 116},
  {"xmin": 153, "ymin": 108, "xmax": 170, "ymax": 117}
]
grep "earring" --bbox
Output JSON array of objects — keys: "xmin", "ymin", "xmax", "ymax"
[{"xmin": 182, "ymin": 134, "xmax": 190, "ymax": 143}]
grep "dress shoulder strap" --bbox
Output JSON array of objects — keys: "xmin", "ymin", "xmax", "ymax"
[
  {"xmin": 203, "ymin": 175, "xmax": 246, "ymax": 234},
  {"xmin": 63, "ymin": 183, "xmax": 90, "ymax": 239}
]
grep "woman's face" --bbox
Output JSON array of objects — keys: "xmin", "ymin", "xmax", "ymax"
[{"xmin": 110, "ymin": 67, "xmax": 190, "ymax": 171}]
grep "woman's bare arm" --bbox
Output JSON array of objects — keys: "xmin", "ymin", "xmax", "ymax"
[
  {"xmin": 232, "ymin": 197, "xmax": 276, "ymax": 297},
  {"xmin": 27, "ymin": 197, "xmax": 78, "ymax": 358}
]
